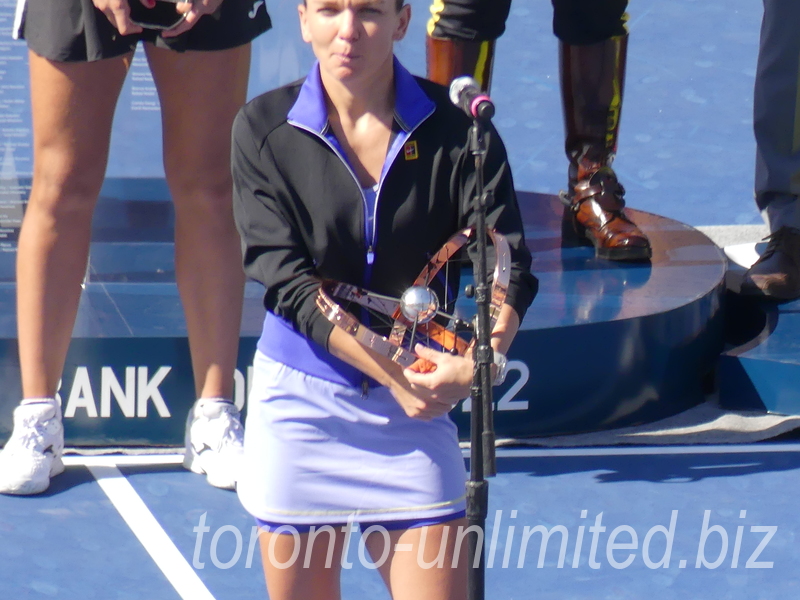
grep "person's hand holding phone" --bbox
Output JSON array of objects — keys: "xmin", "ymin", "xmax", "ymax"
[
  {"xmin": 162, "ymin": 0, "xmax": 224, "ymax": 38},
  {"xmin": 93, "ymin": 0, "xmax": 222, "ymax": 35},
  {"xmin": 92, "ymin": 0, "xmax": 144, "ymax": 35},
  {"xmin": 129, "ymin": 0, "xmax": 191, "ymax": 31}
]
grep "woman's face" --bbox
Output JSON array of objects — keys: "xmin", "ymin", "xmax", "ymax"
[{"xmin": 299, "ymin": 0, "xmax": 410, "ymax": 85}]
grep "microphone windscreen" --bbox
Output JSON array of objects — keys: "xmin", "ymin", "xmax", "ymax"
[{"xmin": 449, "ymin": 76, "xmax": 479, "ymax": 107}]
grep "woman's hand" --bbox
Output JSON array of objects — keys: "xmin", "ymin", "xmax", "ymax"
[
  {"xmin": 387, "ymin": 382, "xmax": 457, "ymax": 421},
  {"xmin": 327, "ymin": 304, "xmax": 521, "ymax": 422},
  {"xmin": 93, "ymin": 0, "xmax": 144, "ymax": 36},
  {"xmin": 399, "ymin": 344, "xmax": 474, "ymax": 417},
  {"xmin": 161, "ymin": 0, "xmax": 224, "ymax": 38},
  {"xmin": 93, "ymin": 0, "xmax": 223, "ymax": 38}
]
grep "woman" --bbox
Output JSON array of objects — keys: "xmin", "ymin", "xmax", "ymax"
[
  {"xmin": 0, "ymin": 0, "xmax": 270, "ymax": 495},
  {"xmin": 232, "ymin": 1, "xmax": 537, "ymax": 598}
]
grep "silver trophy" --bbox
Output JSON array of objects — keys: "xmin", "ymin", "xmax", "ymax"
[{"xmin": 316, "ymin": 227, "xmax": 510, "ymax": 369}]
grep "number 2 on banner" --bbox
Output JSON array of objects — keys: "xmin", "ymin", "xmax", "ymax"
[{"xmin": 461, "ymin": 360, "xmax": 530, "ymax": 412}]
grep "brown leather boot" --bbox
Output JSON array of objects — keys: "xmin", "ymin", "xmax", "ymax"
[
  {"xmin": 426, "ymin": 35, "xmax": 496, "ymax": 90},
  {"xmin": 561, "ymin": 35, "xmax": 652, "ymax": 261}
]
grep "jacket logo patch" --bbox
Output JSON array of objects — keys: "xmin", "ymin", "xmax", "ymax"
[{"xmin": 403, "ymin": 141, "xmax": 419, "ymax": 161}]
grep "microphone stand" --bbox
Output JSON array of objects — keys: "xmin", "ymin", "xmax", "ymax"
[{"xmin": 465, "ymin": 116, "xmax": 496, "ymax": 600}]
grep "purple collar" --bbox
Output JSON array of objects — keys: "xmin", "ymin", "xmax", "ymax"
[{"xmin": 287, "ymin": 56, "xmax": 435, "ymax": 134}]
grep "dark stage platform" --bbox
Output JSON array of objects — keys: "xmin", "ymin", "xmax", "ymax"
[
  {"xmin": 0, "ymin": 184, "xmax": 728, "ymax": 446},
  {"xmin": 508, "ymin": 191, "xmax": 725, "ymax": 436},
  {"xmin": 718, "ymin": 294, "xmax": 800, "ymax": 415}
]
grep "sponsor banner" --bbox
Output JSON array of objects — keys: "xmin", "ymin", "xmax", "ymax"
[
  {"xmin": 0, "ymin": 334, "xmax": 543, "ymax": 446},
  {"xmin": 0, "ymin": 321, "xmax": 713, "ymax": 446},
  {"xmin": 0, "ymin": 337, "xmax": 260, "ymax": 446}
]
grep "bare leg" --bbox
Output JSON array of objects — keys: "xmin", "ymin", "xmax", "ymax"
[
  {"xmin": 16, "ymin": 51, "xmax": 131, "ymax": 398},
  {"xmin": 259, "ymin": 527, "xmax": 347, "ymax": 600},
  {"xmin": 144, "ymin": 43, "xmax": 249, "ymax": 400},
  {"xmin": 366, "ymin": 518, "xmax": 468, "ymax": 600}
]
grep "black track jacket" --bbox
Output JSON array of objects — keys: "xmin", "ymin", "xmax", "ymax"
[{"xmin": 232, "ymin": 59, "xmax": 537, "ymax": 356}]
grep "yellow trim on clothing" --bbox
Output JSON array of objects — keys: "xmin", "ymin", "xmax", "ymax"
[
  {"xmin": 427, "ymin": 0, "xmax": 445, "ymax": 37},
  {"xmin": 605, "ymin": 36, "xmax": 624, "ymax": 150},
  {"xmin": 474, "ymin": 40, "xmax": 490, "ymax": 88}
]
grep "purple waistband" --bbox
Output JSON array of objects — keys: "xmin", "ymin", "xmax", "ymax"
[{"xmin": 257, "ymin": 312, "xmax": 371, "ymax": 388}]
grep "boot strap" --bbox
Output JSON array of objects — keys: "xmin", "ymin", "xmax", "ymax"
[{"xmin": 572, "ymin": 166, "xmax": 627, "ymax": 213}]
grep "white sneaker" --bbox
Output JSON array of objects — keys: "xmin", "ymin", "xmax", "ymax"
[
  {"xmin": 183, "ymin": 398, "xmax": 244, "ymax": 490},
  {"xmin": 0, "ymin": 400, "xmax": 65, "ymax": 495}
]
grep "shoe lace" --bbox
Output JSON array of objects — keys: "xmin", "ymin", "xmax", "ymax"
[
  {"xmin": 7, "ymin": 411, "xmax": 53, "ymax": 454},
  {"xmin": 201, "ymin": 404, "xmax": 243, "ymax": 451}
]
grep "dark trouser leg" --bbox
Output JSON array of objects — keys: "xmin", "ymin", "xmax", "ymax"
[
  {"xmin": 741, "ymin": 0, "xmax": 800, "ymax": 300},
  {"xmin": 753, "ymin": 0, "xmax": 800, "ymax": 229}
]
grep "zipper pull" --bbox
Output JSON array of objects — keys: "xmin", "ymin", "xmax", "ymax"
[
  {"xmin": 361, "ymin": 377, "xmax": 370, "ymax": 398},
  {"xmin": 366, "ymin": 246, "xmax": 375, "ymax": 265}
]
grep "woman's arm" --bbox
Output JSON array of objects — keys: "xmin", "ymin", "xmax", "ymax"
[{"xmin": 232, "ymin": 109, "xmax": 336, "ymax": 348}]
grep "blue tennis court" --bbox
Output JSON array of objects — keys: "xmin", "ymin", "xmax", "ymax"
[
  {"xmin": 1, "ymin": 447, "xmax": 797, "ymax": 599},
  {"xmin": 3, "ymin": 0, "xmax": 798, "ymax": 598}
]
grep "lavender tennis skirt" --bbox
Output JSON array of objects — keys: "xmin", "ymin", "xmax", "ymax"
[{"xmin": 237, "ymin": 351, "xmax": 467, "ymax": 526}]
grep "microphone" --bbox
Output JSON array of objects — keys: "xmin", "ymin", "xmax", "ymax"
[{"xmin": 449, "ymin": 76, "xmax": 495, "ymax": 122}]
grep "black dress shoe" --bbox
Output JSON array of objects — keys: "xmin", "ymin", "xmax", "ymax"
[{"xmin": 740, "ymin": 226, "xmax": 800, "ymax": 300}]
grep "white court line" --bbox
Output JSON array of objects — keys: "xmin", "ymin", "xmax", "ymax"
[
  {"xmin": 60, "ymin": 443, "xmax": 800, "ymax": 469},
  {"xmin": 724, "ymin": 241, "xmax": 761, "ymax": 269},
  {"xmin": 487, "ymin": 442, "xmax": 800, "ymax": 458},
  {"xmin": 64, "ymin": 454, "xmax": 184, "ymax": 467},
  {"xmin": 84, "ymin": 461, "xmax": 217, "ymax": 600}
]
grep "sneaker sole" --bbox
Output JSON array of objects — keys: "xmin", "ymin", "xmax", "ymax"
[
  {"xmin": 0, "ymin": 455, "xmax": 65, "ymax": 496},
  {"xmin": 183, "ymin": 448, "xmax": 236, "ymax": 490}
]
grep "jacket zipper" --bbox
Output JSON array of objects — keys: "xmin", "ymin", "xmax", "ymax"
[
  {"xmin": 289, "ymin": 110, "xmax": 434, "ymax": 281},
  {"xmin": 288, "ymin": 120, "xmax": 374, "ymax": 271}
]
